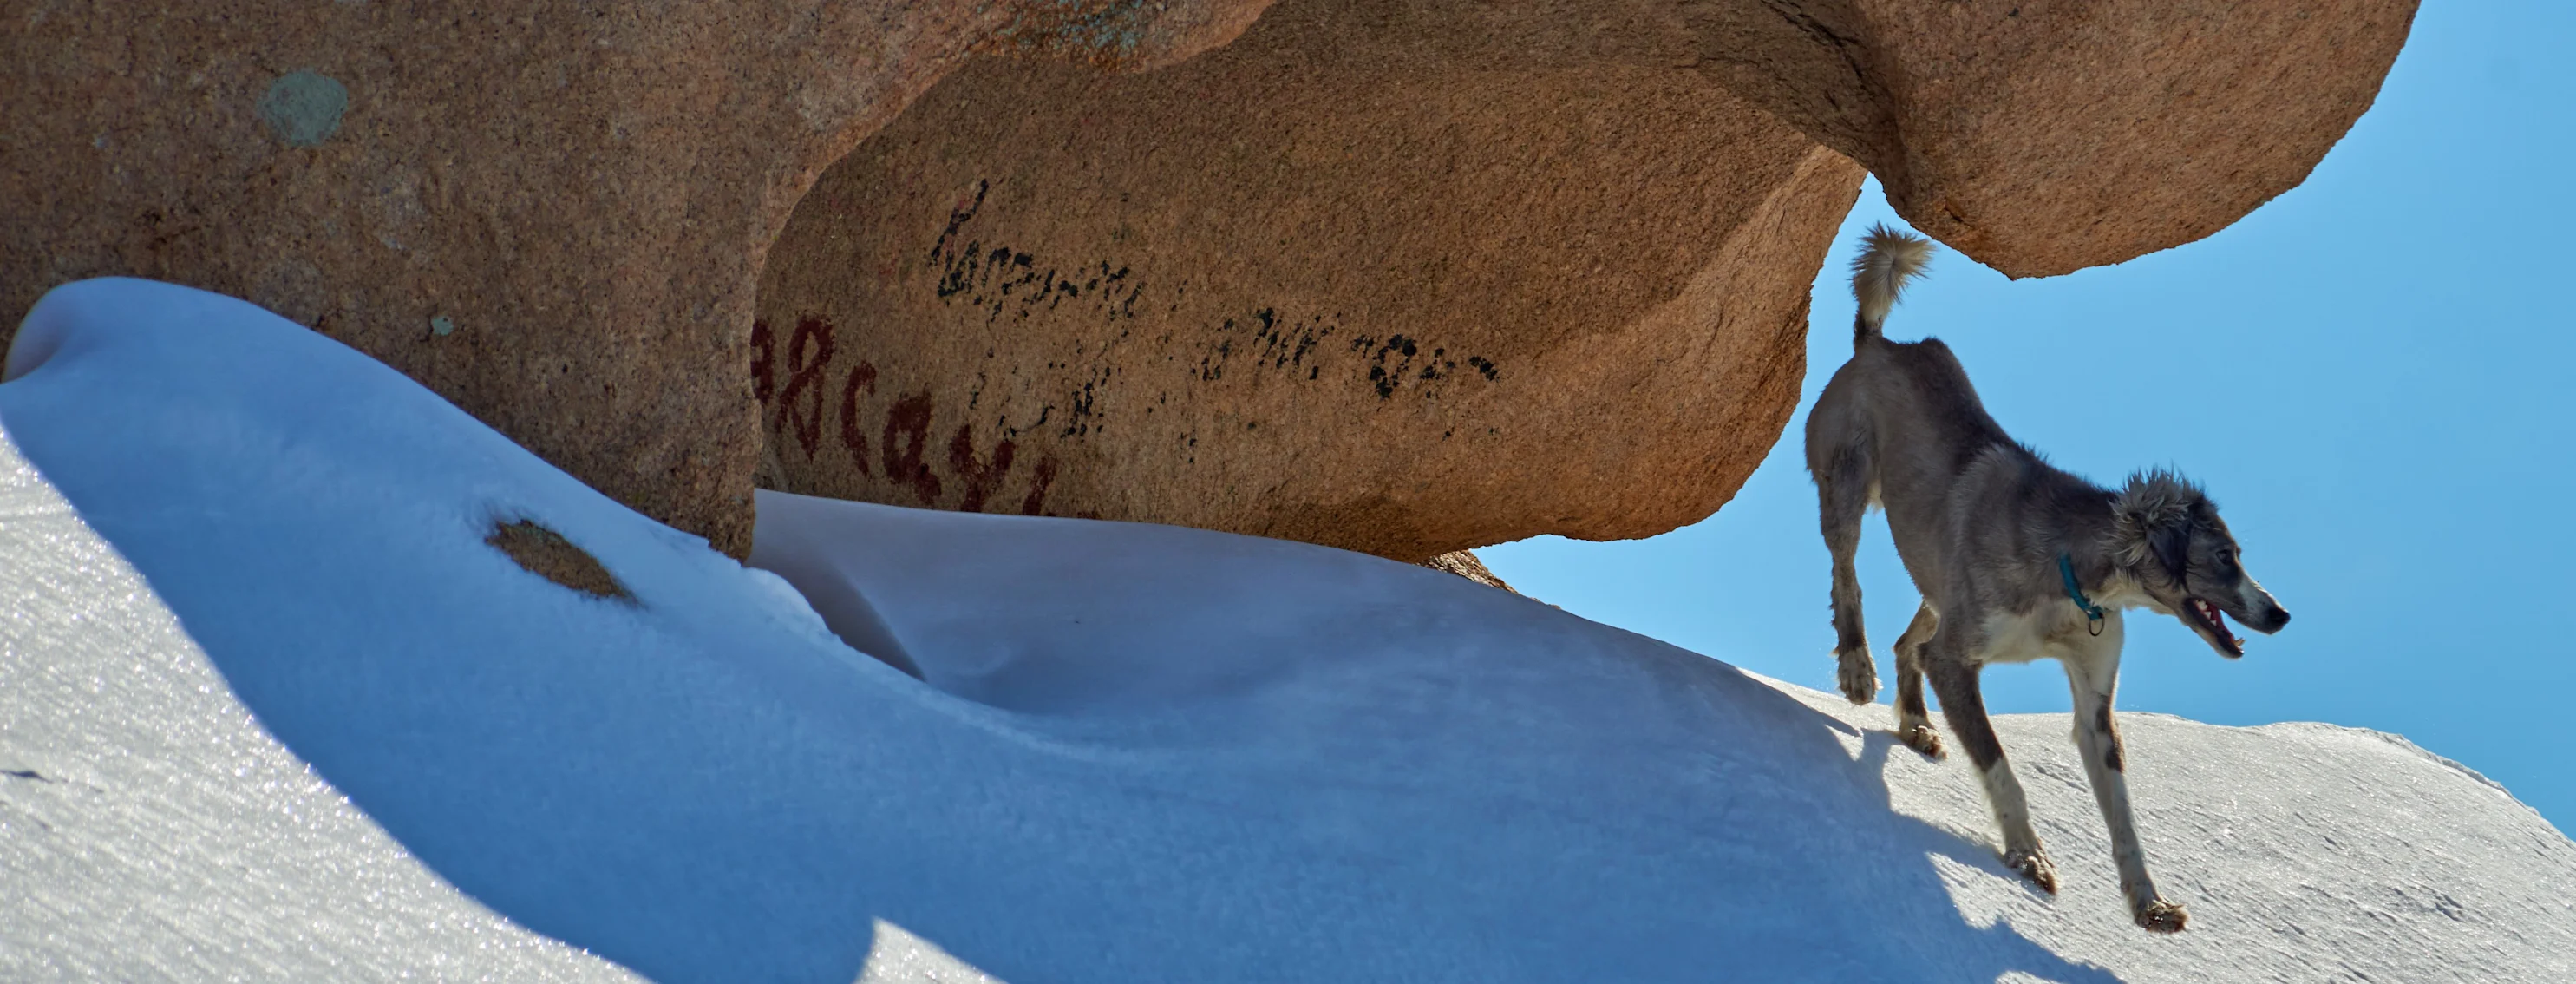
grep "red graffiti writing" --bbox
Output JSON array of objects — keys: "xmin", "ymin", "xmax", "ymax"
[
  {"xmin": 882, "ymin": 392, "xmax": 944, "ymax": 505},
  {"xmin": 749, "ymin": 319, "xmax": 776, "ymax": 405},
  {"xmin": 947, "ymin": 423, "xmax": 1016, "ymax": 513},
  {"xmin": 1019, "ymin": 456, "xmax": 1058, "ymax": 516},
  {"xmin": 753, "ymin": 312, "xmax": 1068, "ymax": 515},
  {"xmin": 839, "ymin": 359, "xmax": 878, "ymax": 476},
  {"xmin": 780, "ymin": 318, "xmax": 835, "ymax": 454}
]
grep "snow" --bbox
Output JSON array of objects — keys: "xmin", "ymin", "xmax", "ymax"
[
  {"xmin": 3, "ymin": 277, "xmax": 2572, "ymax": 983},
  {"xmin": 0, "ymin": 403, "xmax": 634, "ymax": 982}
]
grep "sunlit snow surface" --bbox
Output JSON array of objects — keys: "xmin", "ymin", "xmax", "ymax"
[
  {"xmin": 0, "ymin": 408, "xmax": 635, "ymax": 981},
  {"xmin": 3, "ymin": 279, "xmax": 2572, "ymax": 983}
]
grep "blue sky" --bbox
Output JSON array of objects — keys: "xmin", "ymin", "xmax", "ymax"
[{"xmin": 1483, "ymin": 0, "xmax": 2576, "ymax": 831}]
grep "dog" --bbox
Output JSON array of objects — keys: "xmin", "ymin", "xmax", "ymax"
[{"xmin": 1802, "ymin": 225, "xmax": 2292, "ymax": 933}]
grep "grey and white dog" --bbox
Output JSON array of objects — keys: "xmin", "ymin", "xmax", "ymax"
[{"xmin": 1803, "ymin": 225, "xmax": 2292, "ymax": 933}]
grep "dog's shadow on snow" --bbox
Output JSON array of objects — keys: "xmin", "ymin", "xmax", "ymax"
[
  {"xmin": 1677, "ymin": 651, "xmax": 2130, "ymax": 984},
  {"xmin": 849, "ymin": 543, "xmax": 2137, "ymax": 984},
  {"xmin": 798, "ymin": 532, "xmax": 2138, "ymax": 984}
]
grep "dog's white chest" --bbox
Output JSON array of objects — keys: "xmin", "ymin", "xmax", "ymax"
[{"xmin": 1976, "ymin": 605, "xmax": 2121, "ymax": 667}]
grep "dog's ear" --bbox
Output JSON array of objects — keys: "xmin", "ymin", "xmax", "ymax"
[
  {"xmin": 2113, "ymin": 470, "xmax": 2205, "ymax": 584},
  {"xmin": 2149, "ymin": 520, "xmax": 2193, "ymax": 584}
]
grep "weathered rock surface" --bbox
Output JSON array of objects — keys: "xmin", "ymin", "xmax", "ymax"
[
  {"xmin": 6, "ymin": 0, "xmax": 2417, "ymax": 560},
  {"xmin": 754, "ymin": 0, "xmax": 1866, "ymax": 561},
  {"xmin": 0, "ymin": 0, "xmax": 1269, "ymax": 558},
  {"xmin": 1422, "ymin": 551, "xmax": 1517, "ymax": 594},
  {"xmin": 1688, "ymin": 0, "xmax": 2420, "ymax": 276},
  {"xmin": 754, "ymin": 0, "xmax": 2416, "ymax": 559}
]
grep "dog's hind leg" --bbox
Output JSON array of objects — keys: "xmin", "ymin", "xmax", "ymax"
[
  {"xmin": 1814, "ymin": 443, "xmax": 1877, "ymax": 704},
  {"xmin": 1891, "ymin": 603, "xmax": 1944, "ymax": 758},
  {"xmin": 2064, "ymin": 640, "xmax": 2187, "ymax": 932},
  {"xmin": 1927, "ymin": 654, "xmax": 2056, "ymax": 892}
]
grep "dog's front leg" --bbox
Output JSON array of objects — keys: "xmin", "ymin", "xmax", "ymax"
[
  {"xmin": 2066, "ymin": 646, "xmax": 2188, "ymax": 933},
  {"xmin": 1926, "ymin": 658, "xmax": 2056, "ymax": 892}
]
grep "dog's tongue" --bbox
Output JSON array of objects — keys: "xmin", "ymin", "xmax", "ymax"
[{"xmin": 2196, "ymin": 599, "xmax": 2243, "ymax": 651}]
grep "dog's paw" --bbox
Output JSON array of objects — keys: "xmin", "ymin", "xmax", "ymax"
[
  {"xmin": 1834, "ymin": 648, "xmax": 1879, "ymax": 705},
  {"xmin": 2134, "ymin": 898, "xmax": 2188, "ymax": 934},
  {"xmin": 2003, "ymin": 846, "xmax": 2058, "ymax": 894},
  {"xmin": 1897, "ymin": 722, "xmax": 1945, "ymax": 760}
]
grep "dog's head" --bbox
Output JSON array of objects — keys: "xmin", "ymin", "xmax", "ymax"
[{"xmin": 2109, "ymin": 470, "xmax": 2291, "ymax": 658}]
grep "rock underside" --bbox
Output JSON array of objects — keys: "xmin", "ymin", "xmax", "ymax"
[{"xmin": 0, "ymin": 0, "xmax": 2417, "ymax": 557}]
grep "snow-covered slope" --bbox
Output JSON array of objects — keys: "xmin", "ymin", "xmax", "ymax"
[
  {"xmin": 0, "ymin": 412, "xmax": 632, "ymax": 981},
  {"xmin": 3, "ymin": 279, "xmax": 2571, "ymax": 983}
]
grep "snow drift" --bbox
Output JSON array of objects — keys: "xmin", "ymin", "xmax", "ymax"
[{"xmin": 2, "ymin": 279, "xmax": 2570, "ymax": 982}]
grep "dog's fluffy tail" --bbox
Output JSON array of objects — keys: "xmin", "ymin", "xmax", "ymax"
[{"xmin": 1851, "ymin": 223, "xmax": 1933, "ymax": 347}]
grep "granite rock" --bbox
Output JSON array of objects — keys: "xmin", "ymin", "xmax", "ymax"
[
  {"xmin": 1687, "ymin": 0, "xmax": 2420, "ymax": 276},
  {"xmin": 754, "ymin": 0, "xmax": 1865, "ymax": 560},
  {"xmin": 0, "ymin": 0, "xmax": 1270, "ymax": 557}
]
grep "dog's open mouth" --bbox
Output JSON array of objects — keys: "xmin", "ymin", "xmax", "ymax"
[{"xmin": 2187, "ymin": 598, "xmax": 2244, "ymax": 658}]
